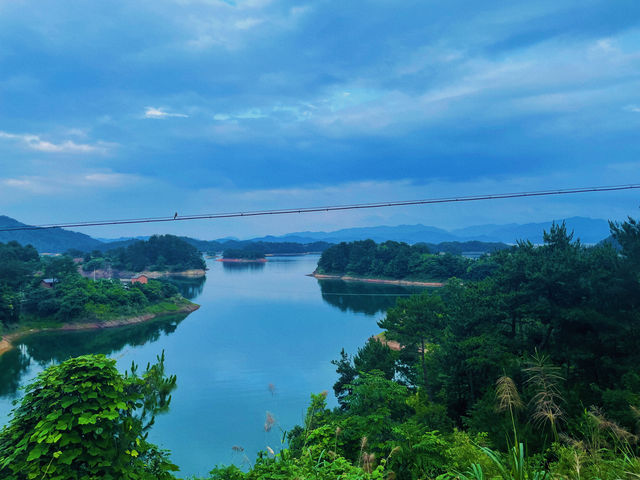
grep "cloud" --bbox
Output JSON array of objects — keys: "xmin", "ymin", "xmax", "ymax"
[
  {"xmin": 144, "ymin": 107, "xmax": 189, "ymax": 119},
  {"xmin": 0, "ymin": 131, "xmax": 107, "ymax": 153},
  {"xmin": 1, "ymin": 171, "xmax": 145, "ymax": 195},
  {"xmin": 234, "ymin": 17, "xmax": 263, "ymax": 30},
  {"xmin": 624, "ymin": 104, "xmax": 640, "ymax": 113}
]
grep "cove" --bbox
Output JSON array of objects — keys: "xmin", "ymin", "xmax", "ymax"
[{"xmin": 0, "ymin": 255, "xmax": 424, "ymax": 477}]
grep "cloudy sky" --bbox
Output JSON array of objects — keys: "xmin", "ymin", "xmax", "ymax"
[{"xmin": 1, "ymin": 0, "xmax": 639, "ymax": 239}]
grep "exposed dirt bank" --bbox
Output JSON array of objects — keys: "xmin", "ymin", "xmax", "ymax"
[{"xmin": 309, "ymin": 273, "xmax": 444, "ymax": 287}]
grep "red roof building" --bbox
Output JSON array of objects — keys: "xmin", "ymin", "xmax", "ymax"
[{"xmin": 131, "ymin": 275, "xmax": 149, "ymax": 285}]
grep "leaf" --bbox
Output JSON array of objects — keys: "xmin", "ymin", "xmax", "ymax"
[{"xmin": 26, "ymin": 444, "xmax": 47, "ymax": 462}]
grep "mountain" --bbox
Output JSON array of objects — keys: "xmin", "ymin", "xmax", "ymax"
[
  {"xmin": 0, "ymin": 215, "xmax": 103, "ymax": 253},
  {"xmin": 243, "ymin": 217, "xmax": 612, "ymax": 245},
  {"xmin": 451, "ymin": 217, "xmax": 611, "ymax": 244}
]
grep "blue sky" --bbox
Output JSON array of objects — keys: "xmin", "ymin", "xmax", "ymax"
[{"xmin": 1, "ymin": 0, "xmax": 639, "ymax": 239}]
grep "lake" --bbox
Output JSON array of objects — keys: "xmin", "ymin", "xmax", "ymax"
[{"xmin": 0, "ymin": 255, "xmax": 424, "ymax": 477}]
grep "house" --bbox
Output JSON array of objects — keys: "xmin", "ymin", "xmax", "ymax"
[
  {"xmin": 131, "ymin": 275, "xmax": 149, "ymax": 285},
  {"xmin": 41, "ymin": 278, "xmax": 58, "ymax": 289}
]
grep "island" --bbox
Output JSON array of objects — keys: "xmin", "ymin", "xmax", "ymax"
[{"xmin": 217, "ymin": 248, "xmax": 267, "ymax": 263}]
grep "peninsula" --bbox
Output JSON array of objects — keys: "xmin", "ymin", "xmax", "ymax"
[
  {"xmin": 313, "ymin": 239, "xmax": 500, "ymax": 284},
  {"xmin": 0, "ymin": 237, "xmax": 205, "ymax": 357}
]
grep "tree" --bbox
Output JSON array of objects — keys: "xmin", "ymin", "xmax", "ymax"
[
  {"xmin": 0, "ymin": 353, "xmax": 178, "ymax": 480},
  {"xmin": 332, "ymin": 339, "xmax": 397, "ymax": 409},
  {"xmin": 378, "ymin": 292, "xmax": 445, "ymax": 391},
  {"xmin": 43, "ymin": 255, "xmax": 77, "ymax": 279},
  {"xmin": 610, "ymin": 216, "xmax": 640, "ymax": 271}
]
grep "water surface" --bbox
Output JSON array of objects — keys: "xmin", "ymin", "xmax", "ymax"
[{"xmin": 0, "ymin": 255, "xmax": 422, "ymax": 477}]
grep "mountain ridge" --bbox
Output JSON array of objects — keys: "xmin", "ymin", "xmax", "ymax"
[
  {"xmin": 245, "ymin": 216, "xmax": 611, "ymax": 245},
  {"xmin": 0, "ymin": 214, "xmax": 614, "ymax": 252}
]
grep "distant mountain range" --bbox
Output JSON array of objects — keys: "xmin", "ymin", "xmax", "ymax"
[
  {"xmin": 0, "ymin": 214, "xmax": 614, "ymax": 253},
  {"xmin": 246, "ymin": 217, "xmax": 612, "ymax": 245}
]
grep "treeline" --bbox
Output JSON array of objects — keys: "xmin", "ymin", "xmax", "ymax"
[
  {"xmin": 81, "ymin": 235, "xmax": 206, "ymax": 272},
  {"xmin": 0, "ymin": 241, "xmax": 183, "ymax": 329},
  {"xmin": 317, "ymin": 239, "xmax": 500, "ymax": 281}
]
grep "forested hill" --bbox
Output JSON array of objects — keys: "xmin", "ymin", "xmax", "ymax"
[
  {"xmin": 84, "ymin": 235, "xmax": 206, "ymax": 272},
  {"xmin": 316, "ymin": 239, "xmax": 504, "ymax": 281}
]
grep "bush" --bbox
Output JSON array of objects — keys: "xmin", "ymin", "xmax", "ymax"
[{"xmin": 0, "ymin": 353, "xmax": 178, "ymax": 480}]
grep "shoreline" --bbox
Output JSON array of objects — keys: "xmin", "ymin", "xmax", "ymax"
[
  {"xmin": 308, "ymin": 273, "xmax": 444, "ymax": 287},
  {"xmin": 0, "ymin": 302, "xmax": 200, "ymax": 358}
]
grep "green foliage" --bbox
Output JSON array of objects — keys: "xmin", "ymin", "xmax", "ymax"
[{"xmin": 0, "ymin": 353, "xmax": 178, "ymax": 480}]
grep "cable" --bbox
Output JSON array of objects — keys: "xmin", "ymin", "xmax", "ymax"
[{"xmin": 0, "ymin": 183, "xmax": 638, "ymax": 232}]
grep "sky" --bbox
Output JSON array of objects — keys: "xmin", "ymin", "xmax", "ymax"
[{"xmin": 1, "ymin": 0, "xmax": 639, "ymax": 240}]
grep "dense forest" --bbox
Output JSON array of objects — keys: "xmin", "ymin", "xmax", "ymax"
[
  {"xmin": 2, "ymin": 218, "xmax": 640, "ymax": 479},
  {"xmin": 0, "ymin": 241, "xmax": 186, "ymax": 332},
  {"xmin": 317, "ymin": 239, "xmax": 501, "ymax": 281},
  {"xmin": 81, "ymin": 234, "xmax": 206, "ymax": 273}
]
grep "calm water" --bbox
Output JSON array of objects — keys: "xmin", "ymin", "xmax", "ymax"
[{"xmin": 0, "ymin": 256, "xmax": 423, "ymax": 477}]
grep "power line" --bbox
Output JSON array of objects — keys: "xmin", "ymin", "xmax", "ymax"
[{"xmin": 0, "ymin": 183, "xmax": 638, "ymax": 232}]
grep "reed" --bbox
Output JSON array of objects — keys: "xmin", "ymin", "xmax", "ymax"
[{"xmin": 525, "ymin": 350, "xmax": 565, "ymax": 442}]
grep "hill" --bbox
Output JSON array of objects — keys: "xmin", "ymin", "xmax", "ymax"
[{"xmin": 0, "ymin": 216, "xmax": 103, "ymax": 253}]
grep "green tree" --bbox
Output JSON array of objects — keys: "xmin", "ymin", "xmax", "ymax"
[
  {"xmin": 378, "ymin": 291, "xmax": 445, "ymax": 390},
  {"xmin": 0, "ymin": 353, "xmax": 178, "ymax": 480},
  {"xmin": 610, "ymin": 216, "xmax": 640, "ymax": 271}
]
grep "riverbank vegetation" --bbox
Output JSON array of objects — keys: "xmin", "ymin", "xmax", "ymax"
[
  {"xmin": 316, "ymin": 239, "xmax": 500, "ymax": 282},
  {"xmin": 1, "ymin": 218, "xmax": 640, "ymax": 479}
]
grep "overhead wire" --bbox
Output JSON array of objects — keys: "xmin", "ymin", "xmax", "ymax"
[{"xmin": 0, "ymin": 183, "xmax": 638, "ymax": 232}]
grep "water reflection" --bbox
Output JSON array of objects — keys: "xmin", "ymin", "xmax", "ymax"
[
  {"xmin": 221, "ymin": 261, "xmax": 266, "ymax": 272},
  {"xmin": 0, "ymin": 348, "xmax": 31, "ymax": 397},
  {"xmin": 318, "ymin": 280, "xmax": 424, "ymax": 315},
  {"xmin": 0, "ymin": 314, "xmax": 188, "ymax": 396},
  {"xmin": 165, "ymin": 276, "xmax": 207, "ymax": 299}
]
